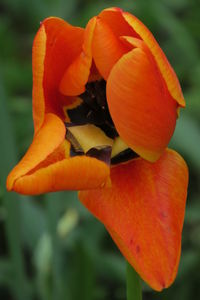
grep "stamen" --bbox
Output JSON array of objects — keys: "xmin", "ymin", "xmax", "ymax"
[
  {"xmin": 65, "ymin": 80, "xmax": 138, "ymax": 165},
  {"xmin": 86, "ymin": 146, "xmax": 112, "ymax": 165},
  {"xmin": 66, "ymin": 129, "xmax": 84, "ymax": 155},
  {"xmin": 66, "ymin": 124, "xmax": 113, "ymax": 153}
]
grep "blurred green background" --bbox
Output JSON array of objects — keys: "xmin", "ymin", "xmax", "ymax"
[{"xmin": 0, "ymin": 0, "xmax": 200, "ymax": 299}]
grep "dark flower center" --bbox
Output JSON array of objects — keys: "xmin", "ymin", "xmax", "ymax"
[
  {"xmin": 65, "ymin": 80, "xmax": 138, "ymax": 165},
  {"xmin": 66, "ymin": 80, "xmax": 118, "ymax": 138}
]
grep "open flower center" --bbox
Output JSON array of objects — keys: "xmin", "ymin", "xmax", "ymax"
[{"xmin": 65, "ymin": 80, "xmax": 138, "ymax": 165}]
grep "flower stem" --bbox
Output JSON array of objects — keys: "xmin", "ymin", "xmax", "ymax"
[{"xmin": 126, "ymin": 262, "xmax": 142, "ymax": 300}]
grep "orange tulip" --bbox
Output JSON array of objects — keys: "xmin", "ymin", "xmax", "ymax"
[{"xmin": 7, "ymin": 7, "xmax": 188, "ymax": 291}]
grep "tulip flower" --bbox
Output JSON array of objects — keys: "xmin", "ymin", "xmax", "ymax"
[{"xmin": 7, "ymin": 7, "xmax": 188, "ymax": 292}]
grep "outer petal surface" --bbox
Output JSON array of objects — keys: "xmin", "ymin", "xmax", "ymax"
[
  {"xmin": 32, "ymin": 17, "xmax": 84, "ymax": 132},
  {"xmin": 79, "ymin": 149, "xmax": 188, "ymax": 291},
  {"xmin": 12, "ymin": 156, "xmax": 110, "ymax": 195},
  {"xmin": 98, "ymin": 8, "xmax": 138, "ymax": 39},
  {"xmin": 59, "ymin": 17, "xmax": 96, "ymax": 96},
  {"xmin": 107, "ymin": 46, "xmax": 177, "ymax": 162},
  {"xmin": 32, "ymin": 24, "xmax": 46, "ymax": 133},
  {"xmin": 92, "ymin": 18, "xmax": 128, "ymax": 79},
  {"xmin": 7, "ymin": 113, "xmax": 66, "ymax": 190},
  {"xmin": 101, "ymin": 8, "xmax": 185, "ymax": 106},
  {"xmin": 122, "ymin": 12, "xmax": 185, "ymax": 107}
]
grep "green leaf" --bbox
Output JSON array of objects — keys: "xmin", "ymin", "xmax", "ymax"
[{"xmin": 170, "ymin": 113, "xmax": 200, "ymax": 168}]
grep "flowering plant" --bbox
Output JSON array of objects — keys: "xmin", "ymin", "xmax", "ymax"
[{"xmin": 7, "ymin": 7, "xmax": 188, "ymax": 294}]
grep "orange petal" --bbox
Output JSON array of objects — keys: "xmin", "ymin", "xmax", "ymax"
[
  {"xmin": 32, "ymin": 24, "xmax": 46, "ymax": 133},
  {"xmin": 32, "ymin": 17, "xmax": 84, "ymax": 133},
  {"xmin": 122, "ymin": 12, "xmax": 185, "ymax": 107},
  {"xmin": 28, "ymin": 139, "xmax": 71, "ymax": 173},
  {"xmin": 7, "ymin": 113, "xmax": 66, "ymax": 191},
  {"xmin": 92, "ymin": 18, "xmax": 128, "ymax": 79},
  {"xmin": 98, "ymin": 7, "xmax": 138, "ymax": 37},
  {"xmin": 79, "ymin": 149, "xmax": 188, "ymax": 291},
  {"xmin": 59, "ymin": 17, "xmax": 96, "ymax": 96},
  {"xmin": 12, "ymin": 156, "xmax": 110, "ymax": 195},
  {"xmin": 107, "ymin": 46, "xmax": 178, "ymax": 162}
]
